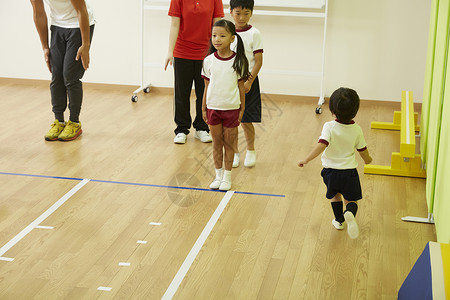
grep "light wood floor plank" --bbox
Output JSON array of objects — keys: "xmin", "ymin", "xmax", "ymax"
[{"xmin": 0, "ymin": 78, "xmax": 436, "ymax": 299}]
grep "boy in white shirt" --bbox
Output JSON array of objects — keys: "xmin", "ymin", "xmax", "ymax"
[
  {"xmin": 230, "ymin": 0, "xmax": 263, "ymax": 168},
  {"xmin": 298, "ymin": 88, "xmax": 373, "ymax": 239}
]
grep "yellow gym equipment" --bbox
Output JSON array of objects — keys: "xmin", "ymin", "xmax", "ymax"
[{"xmin": 364, "ymin": 91, "xmax": 426, "ymax": 178}]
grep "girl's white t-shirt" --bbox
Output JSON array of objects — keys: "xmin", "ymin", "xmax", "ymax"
[
  {"xmin": 319, "ymin": 120, "xmax": 367, "ymax": 169},
  {"xmin": 44, "ymin": 0, "xmax": 95, "ymax": 28},
  {"xmin": 202, "ymin": 52, "xmax": 242, "ymax": 110}
]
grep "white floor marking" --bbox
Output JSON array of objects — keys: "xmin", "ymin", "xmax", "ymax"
[
  {"xmin": 149, "ymin": 222, "xmax": 161, "ymax": 226},
  {"xmin": 161, "ymin": 191, "xmax": 234, "ymax": 300},
  {"xmin": 97, "ymin": 286, "xmax": 112, "ymax": 291},
  {"xmin": 0, "ymin": 257, "xmax": 14, "ymax": 262},
  {"xmin": 118, "ymin": 262, "xmax": 131, "ymax": 266},
  {"xmin": 0, "ymin": 179, "xmax": 90, "ymax": 258},
  {"xmin": 136, "ymin": 240, "xmax": 147, "ymax": 244},
  {"xmin": 35, "ymin": 225, "xmax": 54, "ymax": 229}
]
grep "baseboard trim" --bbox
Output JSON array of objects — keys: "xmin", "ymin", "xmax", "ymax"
[{"xmin": 0, "ymin": 77, "xmax": 420, "ymax": 108}]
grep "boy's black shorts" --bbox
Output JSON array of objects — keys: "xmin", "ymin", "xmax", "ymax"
[
  {"xmin": 321, "ymin": 168, "xmax": 362, "ymax": 201},
  {"xmin": 241, "ymin": 76, "xmax": 261, "ymax": 123}
]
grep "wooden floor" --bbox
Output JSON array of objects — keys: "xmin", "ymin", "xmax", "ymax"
[{"xmin": 0, "ymin": 78, "xmax": 435, "ymax": 299}]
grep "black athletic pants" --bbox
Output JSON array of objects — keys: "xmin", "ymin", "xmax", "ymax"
[
  {"xmin": 173, "ymin": 57, "xmax": 209, "ymax": 135},
  {"xmin": 49, "ymin": 25, "xmax": 94, "ymax": 122}
]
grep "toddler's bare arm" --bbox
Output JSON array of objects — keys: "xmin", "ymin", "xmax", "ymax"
[
  {"xmin": 359, "ymin": 149, "xmax": 373, "ymax": 164},
  {"xmin": 298, "ymin": 143, "xmax": 327, "ymax": 167}
]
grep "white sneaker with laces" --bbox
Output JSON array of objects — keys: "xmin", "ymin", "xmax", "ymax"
[
  {"xmin": 233, "ymin": 153, "xmax": 240, "ymax": 168},
  {"xmin": 219, "ymin": 180, "xmax": 231, "ymax": 191},
  {"xmin": 332, "ymin": 219, "xmax": 344, "ymax": 230},
  {"xmin": 344, "ymin": 211, "xmax": 359, "ymax": 239},
  {"xmin": 174, "ymin": 133, "xmax": 187, "ymax": 144},
  {"xmin": 244, "ymin": 150, "xmax": 256, "ymax": 167},
  {"xmin": 195, "ymin": 130, "xmax": 212, "ymax": 143},
  {"xmin": 210, "ymin": 179, "xmax": 221, "ymax": 189}
]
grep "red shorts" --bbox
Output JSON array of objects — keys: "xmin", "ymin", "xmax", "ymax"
[{"xmin": 207, "ymin": 109, "xmax": 240, "ymax": 128}]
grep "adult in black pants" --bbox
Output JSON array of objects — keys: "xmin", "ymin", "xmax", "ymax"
[
  {"xmin": 173, "ymin": 58, "xmax": 208, "ymax": 143},
  {"xmin": 31, "ymin": 0, "xmax": 95, "ymax": 141},
  {"xmin": 165, "ymin": 0, "xmax": 224, "ymax": 144}
]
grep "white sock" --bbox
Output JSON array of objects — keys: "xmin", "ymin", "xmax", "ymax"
[
  {"xmin": 223, "ymin": 170, "xmax": 232, "ymax": 182},
  {"xmin": 215, "ymin": 168, "xmax": 224, "ymax": 179}
]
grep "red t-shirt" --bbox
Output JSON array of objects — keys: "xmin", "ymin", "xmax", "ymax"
[{"xmin": 169, "ymin": 0, "xmax": 224, "ymax": 60}]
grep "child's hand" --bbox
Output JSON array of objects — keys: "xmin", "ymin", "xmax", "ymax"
[
  {"xmin": 365, "ymin": 156, "xmax": 373, "ymax": 164},
  {"xmin": 238, "ymin": 109, "xmax": 244, "ymax": 122},
  {"xmin": 298, "ymin": 160, "xmax": 308, "ymax": 167},
  {"xmin": 202, "ymin": 110, "xmax": 208, "ymax": 123},
  {"xmin": 244, "ymin": 80, "xmax": 252, "ymax": 93}
]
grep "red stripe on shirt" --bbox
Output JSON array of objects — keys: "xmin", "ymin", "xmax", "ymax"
[
  {"xmin": 318, "ymin": 139, "xmax": 329, "ymax": 146},
  {"xmin": 236, "ymin": 25, "xmax": 252, "ymax": 32}
]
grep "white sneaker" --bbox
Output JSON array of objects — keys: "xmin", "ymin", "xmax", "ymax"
[
  {"xmin": 344, "ymin": 211, "xmax": 359, "ymax": 239},
  {"xmin": 332, "ymin": 219, "xmax": 344, "ymax": 230},
  {"xmin": 244, "ymin": 150, "xmax": 256, "ymax": 167},
  {"xmin": 209, "ymin": 179, "xmax": 221, "ymax": 189},
  {"xmin": 195, "ymin": 130, "xmax": 212, "ymax": 143},
  {"xmin": 219, "ymin": 180, "xmax": 231, "ymax": 191},
  {"xmin": 174, "ymin": 133, "xmax": 187, "ymax": 144},
  {"xmin": 210, "ymin": 168, "xmax": 223, "ymax": 189},
  {"xmin": 233, "ymin": 153, "xmax": 240, "ymax": 168}
]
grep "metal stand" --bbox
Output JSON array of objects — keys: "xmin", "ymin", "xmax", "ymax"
[
  {"xmin": 401, "ymin": 213, "xmax": 435, "ymax": 224},
  {"xmin": 315, "ymin": 0, "xmax": 328, "ymax": 114},
  {"xmin": 132, "ymin": 0, "xmax": 151, "ymax": 102}
]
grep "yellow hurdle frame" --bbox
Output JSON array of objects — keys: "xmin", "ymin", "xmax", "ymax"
[{"xmin": 364, "ymin": 91, "xmax": 426, "ymax": 178}]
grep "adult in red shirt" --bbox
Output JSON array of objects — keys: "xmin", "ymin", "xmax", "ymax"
[{"xmin": 165, "ymin": 0, "xmax": 224, "ymax": 144}]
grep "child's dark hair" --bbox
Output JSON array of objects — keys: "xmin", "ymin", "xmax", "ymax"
[
  {"xmin": 209, "ymin": 19, "xmax": 251, "ymax": 81},
  {"xmin": 230, "ymin": 0, "xmax": 254, "ymax": 11},
  {"xmin": 329, "ymin": 87, "xmax": 360, "ymax": 123}
]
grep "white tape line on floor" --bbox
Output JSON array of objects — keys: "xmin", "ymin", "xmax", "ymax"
[
  {"xmin": 162, "ymin": 190, "xmax": 234, "ymax": 300},
  {"xmin": 0, "ymin": 179, "xmax": 90, "ymax": 258}
]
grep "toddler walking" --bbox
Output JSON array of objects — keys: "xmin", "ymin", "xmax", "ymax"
[{"xmin": 298, "ymin": 87, "xmax": 373, "ymax": 238}]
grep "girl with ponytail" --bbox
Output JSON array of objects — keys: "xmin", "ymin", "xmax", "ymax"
[{"xmin": 201, "ymin": 19, "xmax": 250, "ymax": 191}]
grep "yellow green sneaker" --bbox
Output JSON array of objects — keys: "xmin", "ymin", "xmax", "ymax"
[
  {"xmin": 45, "ymin": 120, "xmax": 66, "ymax": 141},
  {"xmin": 58, "ymin": 120, "xmax": 82, "ymax": 141}
]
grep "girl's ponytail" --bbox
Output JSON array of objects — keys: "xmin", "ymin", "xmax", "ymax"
[{"xmin": 233, "ymin": 33, "xmax": 251, "ymax": 81}]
